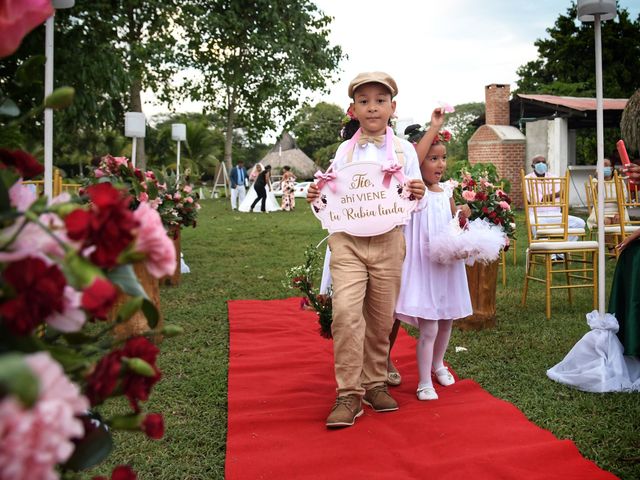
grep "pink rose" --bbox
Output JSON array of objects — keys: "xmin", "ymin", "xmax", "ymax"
[
  {"xmin": 183, "ymin": 185, "xmax": 192, "ymax": 194},
  {"xmin": 462, "ymin": 190, "xmax": 476, "ymax": 202},
  {"xmin": 113, "ymin": 156, "xmax": 128, "ymax": 167},
  {"xmin": 138, "ymin": 192, "xmax": 149, "ymax": 202},
  {"xmin": 132, "ymin": 202, "xmax": 176, "ymax": 278},
  {"xmin": 9, "ymin": 181, "xmax": 37, "ymax": 211},
  {"xmin": 0, "ymin": 352, "xmax": 89, "ymax": 480},
  {"xmin": 173, "ymin": 192, "xmax": 181, "ymax": 201},
  {"xmin": 0, "ymin": 0, "xmax": 53, "ymax": 58},
  {"xmin": 499, "ymin": 201, "xmax": 511, "ymax": 211},
  {"xmin": 94, "ymin": 168, "xmax": 105, "ymax": 178},
  {"xmin": 185, "ymin": 197, "xmax": 193, "ymax": 204}
]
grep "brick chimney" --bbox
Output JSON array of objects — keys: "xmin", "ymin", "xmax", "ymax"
[{"xmin": 485, "ymin": 84, "xmax": 510, "ymax": 126}]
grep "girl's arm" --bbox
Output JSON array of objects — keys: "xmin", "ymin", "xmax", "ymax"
[{"xmin": 414, "ymin": 108, "xmax": 446, "ymax": 165}]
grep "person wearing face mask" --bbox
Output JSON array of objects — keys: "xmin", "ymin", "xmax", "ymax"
[
  {"xmin": 586, "ymin": 158, "xmax": 629, "ymax": 231},
  {"xmin": 524, "ymin": 156, "xmax": 586, "ymax": 258}
]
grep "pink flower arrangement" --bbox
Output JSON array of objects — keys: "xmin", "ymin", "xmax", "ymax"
[
  {"xmin": 0, "ymin": 352, "xmax": 89, "ymax": 480},
  {"xmin": 133, "ymin": 202, "xmax": 177, "ymax": 278},
  {"xmin": 0, "ymin": 0, "xmax": 53, "ymax": 58}
]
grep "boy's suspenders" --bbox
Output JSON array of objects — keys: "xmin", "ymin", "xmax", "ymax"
[{"xmin": 345, "ymin": 136, "xmax": 405, "ymax": 166}]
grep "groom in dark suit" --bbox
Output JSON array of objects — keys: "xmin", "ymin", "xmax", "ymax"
[{"xmin": 230, "ymin": 160, "xmax": 248, "ymax": 210}]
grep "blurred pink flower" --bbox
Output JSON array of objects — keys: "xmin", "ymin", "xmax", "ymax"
[
  {"xmin": 0, "ymin": 0, "xmax": 54, "ymax": 58},
  {"xmin": 173, "ymin": 192, "xmax": 181, "ymax": 201},
  {"xmin": 132, "ymin": 202, "xmax": 176, "ymax": 278},
  {"xmin": 462, "ymin": 190, "xmax": 476, "ymax": 202},
  {"xmin": 113, "ymin": 157, "xmax": 128, "ymax": 167},
  {"xmin": 9, "ymin": 181, "xmax": 37, "ymax": 211},
  {"xmin": 139, "ymin": 192, "xmax": 149, "ymax": 202},
  {"xmin": 94, "ymin": 168, "xmax": 105, "ymax": 178},
  {"xmin": 0, "ymin": 352, "xmax": 89, "ymax": 480},
  {"xmin": 185, "ymin": 197, "xmax": 193, "ymax": 204},
  {"xmin": 499, "ymin": 201, "xmax": 511, "ymax": 211},
  {"xmin": 46, "ymin": 286, "xmax": 86, "ymax": 332},
  {"xmin": 183, "ymin": 185, "xmax": 192, "ymax": 194}
]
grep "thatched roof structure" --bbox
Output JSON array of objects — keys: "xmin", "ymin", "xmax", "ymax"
[{"xmin": 259, "ymin": 132, "xmax": 318, "ymax": 179}]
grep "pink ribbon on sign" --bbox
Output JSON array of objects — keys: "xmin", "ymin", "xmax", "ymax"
[
  {"xmin": 381, "ymin": 161, "xmax": 404, "ymax": 188},
  {"xmin": 314, "ymin": 170, "xmax": 338, "ymax": 192}
]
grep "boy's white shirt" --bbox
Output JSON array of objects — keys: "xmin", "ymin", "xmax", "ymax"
[{"xmin": 333, "ymin": 136, "xmax": 421, "ymax": 179}]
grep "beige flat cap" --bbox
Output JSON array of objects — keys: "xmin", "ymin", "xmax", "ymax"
[{"xmin": 348, "ymin": 71, "xmax": 398, "ymax": 98}]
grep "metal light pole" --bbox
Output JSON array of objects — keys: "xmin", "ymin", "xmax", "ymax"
[
  {"xmin": 44, "ymin": 0, "xmax": 75, "ymax": 198},
  {"xmin": 171, "ymin": 123, "xmax": 187, "ymax": 183},
  {"xmin": 124, "ymin": 112, "xmax": 146, "ymax": 167},
  {"xmin": 577, "ymin": 0, "xmax": 617, "ymax": 315}
]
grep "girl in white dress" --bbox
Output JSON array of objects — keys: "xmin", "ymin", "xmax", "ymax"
[{"xmin": 394, "ymin": 134, "xmax": 473, "ymax": 401}]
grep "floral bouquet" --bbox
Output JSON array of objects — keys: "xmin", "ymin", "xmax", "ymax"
[
  {"xmin": 284, "ymin": 245, "xmax": 332, "ymax": 339},
  {"xmin": 156, "ymin": 171, "xmax": 201, "ymax": 230},
  {"xmin": 452, "ymin": 163, "xmax": 516, "ymax": 239}
]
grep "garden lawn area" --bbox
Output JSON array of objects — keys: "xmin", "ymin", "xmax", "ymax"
[{"xmin": 97, "ymin": 199, "xmax": 639, "ymax": 480}]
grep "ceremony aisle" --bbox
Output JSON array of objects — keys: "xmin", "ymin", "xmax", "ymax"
[{"xmin": 226, "ymin": 297, "xmax": 617, "ymax": 479}]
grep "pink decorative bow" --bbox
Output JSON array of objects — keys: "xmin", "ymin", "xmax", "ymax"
[
  {"xmin": 314, "ymin": 170, "xmax": 337, "ymax": 193},
  {"xmin": 381, "ymin": 162, "xmax": 404, "ymax": 189}
]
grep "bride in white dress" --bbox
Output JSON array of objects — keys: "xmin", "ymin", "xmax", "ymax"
[{"xmin": 239, "ymin": 163, "xmax": 281, "ymax": 212}]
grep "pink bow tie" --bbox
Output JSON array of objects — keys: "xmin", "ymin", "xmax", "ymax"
[{"xmin": 314, "ymin": 170, "xmax": 337, "ymax": 193}]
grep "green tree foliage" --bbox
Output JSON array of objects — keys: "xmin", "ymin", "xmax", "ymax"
[
  {"xmin": 289, "ymin": 102, "xmax": 343, "ymax": 159},
  {"xmin": 443, "ymin": 102, "xmax": 484, "ymax": 161},
  {"xmin": 182, "ymin": 0, "xmax": 344, "ymax": 170},
  {"xmin": 515, "ymin": 5, "xmax": 640, "ymax": 98}
]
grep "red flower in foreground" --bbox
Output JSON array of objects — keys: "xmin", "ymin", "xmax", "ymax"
[
  {"xmin": 85, "ymin": 350, "xmax": 123, "ymax": 406},
  {"xmin": 0, "ymin": 149, "xmax": 44, "ymax": 179},
  {"xmin": 93, "ymin": 465, "xmax": 137, "ymax": 480},
  {"xmin": 0, "ymin": 257, "xmax": 66, "ymax": 335},
  {"xmin": 82, "ymin": 277, "xmax": 118, "ymax": 319},
  {"xmin": 65, "ymin": 183, "xmax": 139, "ymax": 268},
  {"xmin": 141, "ymin": 413, "xmax": 164, "ymax": 440},
  {"xmin": 121, "ymin": 337, "xmax": 161, "ymax": 411}
]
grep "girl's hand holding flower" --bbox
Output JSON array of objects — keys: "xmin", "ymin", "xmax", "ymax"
[{"xmin": 458, "ymin": 204, "xmax": 472, "ymax": 218}]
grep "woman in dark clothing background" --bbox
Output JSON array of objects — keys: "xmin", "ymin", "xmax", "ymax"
[{"xmin": 250, "ymin": 165, "xmax": 271, "ymax": 212}]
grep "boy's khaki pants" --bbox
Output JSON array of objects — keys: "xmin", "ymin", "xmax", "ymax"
[{"xmin": 328, "ymin": 228, "xmax": 406, "ymax": 397}]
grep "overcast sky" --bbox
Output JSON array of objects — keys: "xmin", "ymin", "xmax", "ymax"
[{"xmin": 142, "ymin": 0, "xmax": 639, "ymax": 132}]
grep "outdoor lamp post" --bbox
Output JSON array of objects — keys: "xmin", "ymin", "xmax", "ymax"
[
  {"xmin": 124, "ymin": 112, "xmax": 146, "ymax": 167},
  {"xmin": 43, "ymin": 0, "xmax": 75, "ymax": 198},
  {"xmin": 577, "ymin": 0, "xmax": 617, "ymax": 315},
  {"xmin": 171, "ymin": 123, "xmax": 187, "ymax": 183}
]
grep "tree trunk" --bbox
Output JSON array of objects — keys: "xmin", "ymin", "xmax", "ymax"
[
  {"xmin": 223, "ymin": 88, "xmax": 236, "ymax": 173},
  {"xmin": 127, "ymin": 5, "xmax": 146, "ymax": 171}
]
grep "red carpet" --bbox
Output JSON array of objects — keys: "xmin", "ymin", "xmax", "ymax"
[{"xmin": 226, "ymin": 298, "xmax": 617, "ymax": 480}]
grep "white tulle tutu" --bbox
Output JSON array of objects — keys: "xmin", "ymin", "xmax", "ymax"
[{"xmin": 429, "ymin": 216, "xmax": 507, "ymax": 266}]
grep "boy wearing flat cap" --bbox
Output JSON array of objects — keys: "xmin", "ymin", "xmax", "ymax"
[{"xmin": 308, "ymin": 72, "xmax": 425, "ymax": 428}]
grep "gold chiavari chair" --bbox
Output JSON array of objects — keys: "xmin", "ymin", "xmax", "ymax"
[
  {"xmin": 614, "ymin": 171, "xmax": 640, "ymax": 242},
  {"xmin": 521, "ymin": 170, "xmax": 598, "ymax": 319}
]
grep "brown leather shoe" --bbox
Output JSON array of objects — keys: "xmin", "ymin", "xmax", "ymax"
[
  {"xmin": 363, "ymin": 384, "xmax": 399, "ymax": 412},
  {"xmin": 326, "ymin": 394, "xmax": 363, "ymax": 428}
]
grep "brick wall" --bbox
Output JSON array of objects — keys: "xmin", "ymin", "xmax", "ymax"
[{"xmin": 485, "ymin": 84, "xmax": 510, "ymax": 126}]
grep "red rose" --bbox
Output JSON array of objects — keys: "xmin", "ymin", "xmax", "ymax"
[
  {"xmin": 475, "ymin": 191, "xmax": 487, "ymax": 201},
  {"xmin": 65, "ymin": 209, "xmax": 92, "ymax": 241},
  {"xmin": 0, "ymin": 257, "xmax": 66, "ymax": 335},
  {"xmin": 141, "ymin": 413, "xmax": 164, "ymax": 439},
  {"xmin": 111, "ymin": 465, "xmax": 137, "ymax": 480},
  {"xmin": 489, "ymin": 211, "xmax": 497, "ymax": 219},
  {"xmin": 82, "ymin": 278, "xmax": 119, "ymax": 319},
  {"xmin": 121, "ymin": 337, "xmax": 161, "ymax": 411},
  {"xmin": 85, "ymin": 350, "xmax": 123, "ymax": 406},
  {"xmin": 0, "ymin": 149, "xmax": 44, "ymax": 179},
  {"xmin": 482, "ymin": 206, "xmax": 490, "ymax": 214}
]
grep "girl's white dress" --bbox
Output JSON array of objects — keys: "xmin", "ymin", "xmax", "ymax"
[{"xmin": 395, "ymin": 183, "xmax": 473, "ymax": 326}]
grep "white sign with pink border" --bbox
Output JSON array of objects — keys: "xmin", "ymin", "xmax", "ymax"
[{"xmin": 311, "ymin": 127, "xmax": 418, "ymax": 237}]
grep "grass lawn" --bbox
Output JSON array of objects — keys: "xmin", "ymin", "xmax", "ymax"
[{"xmin": 95, "ymin": 198, "xmax": 640, "ymax": 480}]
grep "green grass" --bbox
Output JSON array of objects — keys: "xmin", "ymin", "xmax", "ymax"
[{"xmin": 92, "ymin": 199, "xmax": 639, "ymax": 479}]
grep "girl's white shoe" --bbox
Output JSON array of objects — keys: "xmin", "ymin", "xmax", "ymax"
[
  {"xmin": 416, "ymin": 386, "xmax": 438, "ymax": 401},
  {"xmin": 434, "ymin": 367, "xmax": 455, "ymax": 386}
]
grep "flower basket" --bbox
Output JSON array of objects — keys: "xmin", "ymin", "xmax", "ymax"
[
  {"xmin": 111, "ymin": 262, "xmax": 163, "ymax": 341},
  {"xmin": 161, "ymin": 225, "xmax": 181, "ymax": 286},
  {"xmin": 456, "ymin": 259, "xmax": 498, "ymax": 331}
]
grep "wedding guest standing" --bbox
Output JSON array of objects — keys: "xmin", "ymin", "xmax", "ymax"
[
  {"xmin": 280, "ymin": 166, "xmax": 296, "ymax": 211},
  {"xmin": 230, "ymin": 160, "xmax": 248, "ymax": 210}
]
